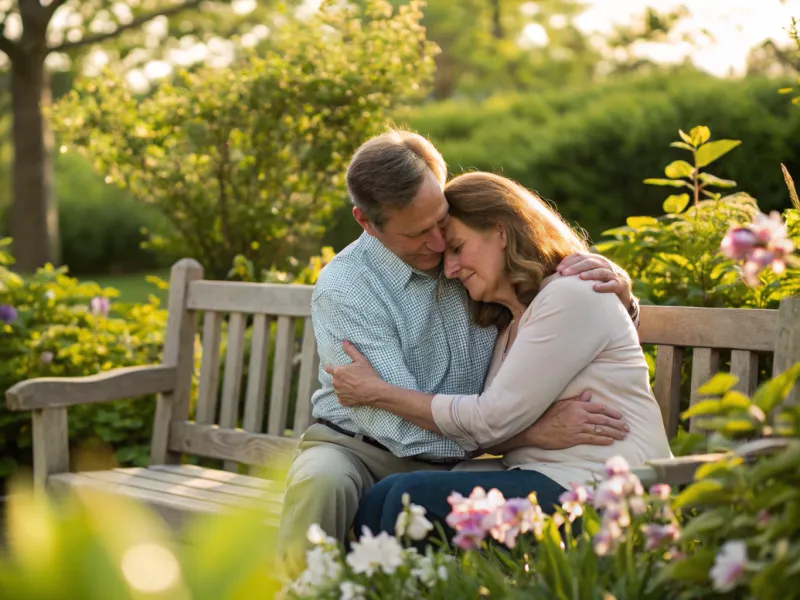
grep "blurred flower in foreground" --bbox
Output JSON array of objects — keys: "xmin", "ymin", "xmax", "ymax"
[
  {"xmin": 0, "ymin": 304, "xmax": 18, "ymax": 324},
  {"xmin": 710, "ymin": 540, "xmax": 748, "ymax": 593},
  {"xmin": 721, "ymin": 211, "xmax": 797, "ymax": 286},
  {"xmin": 395, "ymin": 493, "xmax": 434, "ymax": 540},
  {"xmin": 90, "ymin": 296, "xmax": 111, "ymax": 317}
]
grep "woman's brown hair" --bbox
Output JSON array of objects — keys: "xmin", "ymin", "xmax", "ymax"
[{"xmin": 444, "ymin": 172, "xmax": 588, "ymax": 330}]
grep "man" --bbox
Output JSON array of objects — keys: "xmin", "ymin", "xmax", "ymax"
[{"xmin": 278, "ymin": 129, "xmax": 639, "ymax": 574}]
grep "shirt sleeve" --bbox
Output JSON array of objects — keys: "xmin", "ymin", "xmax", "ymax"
[
  {"xmin": 312, "ymin": 289, "xmax": 421, "ymax": 393},
  {"xmin": 430, "ymin": 278, "xmax": 622, "ymax": 450}
]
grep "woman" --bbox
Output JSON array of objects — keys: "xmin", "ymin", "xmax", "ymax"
[{"xmin": 327, "ymin": 172, "xmax": 671, "ymax": 540}]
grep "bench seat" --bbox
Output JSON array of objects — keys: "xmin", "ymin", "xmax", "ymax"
[{"xmin": 48, "ymin": 465, "xmax": 284, "ymax": 530}]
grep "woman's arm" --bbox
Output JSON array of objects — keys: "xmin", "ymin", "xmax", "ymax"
[{"xmin": 431, "ymin": 277, "xmax": 621, "ymax": 450}]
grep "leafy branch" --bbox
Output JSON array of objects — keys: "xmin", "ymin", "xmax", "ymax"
[
  {"xmin": 49, "ymin": 0, "xmax": 204, "ymax": 53},
  {"xmin": 643, "ymin": 125, "xmax": 741, "ymax": 215}
]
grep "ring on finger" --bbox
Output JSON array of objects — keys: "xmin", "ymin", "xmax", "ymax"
[{"xmin": 594, "ymin": 425, "xmax": 602, "ymax": 434}]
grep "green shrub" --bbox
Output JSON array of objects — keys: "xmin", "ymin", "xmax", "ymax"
[
  {"xmin": 0, "ymin": 239, "xmax": 168, "ymax": 484},
  {"xmin": 56, "ymin": 152, "xmax": 176, "ymax": 275},
  {"xmin": 52, "ymin": 0, "xmax": 438, "ymax": 280},
  {"xmin": 332, "ymin": 71, "xmax": 798, "ymax": 251}
]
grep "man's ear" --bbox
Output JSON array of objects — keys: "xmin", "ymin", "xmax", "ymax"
[{"xmin": 353, "ymin": 206, "xmax": 380, "ymax": 237}]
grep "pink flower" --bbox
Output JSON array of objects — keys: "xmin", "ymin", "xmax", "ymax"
[
  {"xmin": 710, "ymin": 540, "xmax": 747, "ymax": 593},
  {"xmin": 446, "ymin": 487, "xmax": 506, "ymax": 549},
  {"xmin": 452, "ymin": 523, "xmax": 486, "ymax": 550},
  {"xmin": 720, "ymin": 228, "xmax": 758, "ymax": 260},
  {"xmin": 90, "ymin": 296, "xmax": 111, "ymax": 317},
  {"xmin": 593, "ymin": 528, "xmax": 615, "ymax": 556},
  {"xmin": 483, "ymin": 498, "xmax": 545, "ymax": 548},
  {"xmin": 720, "ymin": 211, "xmax": 796, "ymax": 287},
  {"xmin": 593, "ymin": 477, "xmax": 626, "ymax": 509},
  {"xmin": 604, "ymin": 456, "xmax": 630, "ymax": 477},
  {"xmin": 641, "ymin": 523, "xmax": 681, "ymax": 551},
  {"xmin": 649, "ymin": 484, "xmax": 671, "ymax": 501},
  {"xmin": 559, "ymin": 483, "xmax": 592, "ymax": 522}
]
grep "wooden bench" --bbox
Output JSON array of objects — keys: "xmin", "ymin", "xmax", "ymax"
[{"xmin": 5, "ymin": 259, "xmax": 800, "ymax": 527}]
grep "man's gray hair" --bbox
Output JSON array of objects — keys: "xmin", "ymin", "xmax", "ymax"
[{"xmin": 346, "ymin": 129, "xmax": 447, "ymax": 227}]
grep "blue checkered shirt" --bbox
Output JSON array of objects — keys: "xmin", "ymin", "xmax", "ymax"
[{"xmin": 310, "ymin": 233, "xmax": 498, "ymax": 460}]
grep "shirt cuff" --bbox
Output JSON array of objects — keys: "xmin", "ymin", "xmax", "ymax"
[{"xmin": 431, "ymin": 394, "xmax": 480, "ymax": 451}]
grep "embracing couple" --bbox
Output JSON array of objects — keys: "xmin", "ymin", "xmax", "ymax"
[{"xmin": 278, "ymin": 129, "xmax": 672, "ymax": 574}]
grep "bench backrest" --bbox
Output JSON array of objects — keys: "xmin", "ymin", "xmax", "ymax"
[{"xmin": 152, "ymin": 259, "xmax": 800, "ymax": 470}]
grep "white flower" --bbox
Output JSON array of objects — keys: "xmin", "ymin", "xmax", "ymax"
[
  {"xmin": 291, "ymin": 546, "xmax": 342, "ymax": 596},
  {"xmin": 710, "ymin": 540, "xmax": 748, "ymax": 593},
  {"xmin": 339, "ymin": 581, "xmax": 366, "ymax": 600},
  {"xmin": 307, "ymin": 523, "xmax": 336, "ymax": 546},
  {"xmin": 346, "ymin": 527, "xmax": 405, "ymax": 576},
  {"xmin": 395, "ymin": 493, "xmax": 434, "ymax": 540}
]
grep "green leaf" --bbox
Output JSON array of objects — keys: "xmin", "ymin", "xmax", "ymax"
[
  {"xmin": 752, "ymin": 363, "xmax": 800, "ymax": 414},
  {"xmin": 694, "ymin": 457, "xmax": 742, "ymax": 481},
  {"xmin": 674, "ymin": 479, "xmax": 729, "ymax": 508},
  {"xmin": 655, "ymin": 550, "xmax": 715, "ymax": 585},
  {"xmin": 695, "ymin": 139, "xmax": 742, "ymax": 168},
  {"xmin": 679, "ymin": 510, "xmax": 728, "ymax": 538},
  {"xmin": 689, "ymin": 126, "xmax": 711, "ymax": 146},
  {"xmin": 678, "ymin": 129, "xmax": 694, "ymax": 145},
  {"xmin": 779, "ymin": 87, "xmax": 795, "ymax": 94},
  {"xmin": 664, "ymin": 160, "xmax": 694, "ymax": 179},
  {"xmin": 721, "ymin": 390, "xmax": 751, "ymax": 410},
  {"xmin": 681, "ymin": 399, "xmax": 722, "ymax": 419},
  {"xmin": 663, "ymin": 194, "xmax": 690, "ymax": 214},
  {"xmin": 698, "ymin": 172, "xmax": 737, "ymax": 188},
  {"xmin": 670, "ymin": 141, "xmax": 695, "ymax": 151},
  {"xmin": 626, "ymin": 216, "xmax": 659, "ymax": 229},
  {"xmin": 643, "ymin": 178, "xmax": 689, "ymax": 187},
  {"xmin": 697, "ymin": 372, "xmax": 739, "ymax": 396}
]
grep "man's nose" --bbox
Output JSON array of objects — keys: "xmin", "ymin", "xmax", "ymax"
[
  {"xmin": 443, "ymin": 254, "xmax": 459, "ymax": 279},
  {"xmin": 426, "ymin": 227, "xmax": 446, "ymax": 253}
]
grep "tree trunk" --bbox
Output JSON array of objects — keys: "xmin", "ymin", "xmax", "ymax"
[
  {"xmin": 490, "ymin": 0, "xmax": 503, "ymax": 39},
  {"xmin": 10, "ymin": 53, "xmax": 58, "ymax": 272}
]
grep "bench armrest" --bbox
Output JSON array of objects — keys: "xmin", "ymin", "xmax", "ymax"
[
  {"xmin": 6, "ymin": 365, "xmax": 177, "ymax": 411},
  {"xmin": 632, "ymin": 438, "xmax": 791, "ymax": 488}
]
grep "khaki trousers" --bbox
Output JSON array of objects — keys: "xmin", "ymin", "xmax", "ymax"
[{"xmin": 277, "ymin": 423, "xmax": 451, "ymax": 577}]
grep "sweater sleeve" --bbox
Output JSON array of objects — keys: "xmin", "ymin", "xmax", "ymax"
[{"xmin": 430, "ymin": 277, "xmax": 623, "ymax": 450}]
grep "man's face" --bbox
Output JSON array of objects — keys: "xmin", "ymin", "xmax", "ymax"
[{"xmin": 359, "ymin": 170, "xmax": 450, "ymax": 273}]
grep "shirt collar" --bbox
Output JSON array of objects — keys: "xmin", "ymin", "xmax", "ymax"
[{"xmin": 360, "ymin": 232, "xmax": 439, "ymax": 290}]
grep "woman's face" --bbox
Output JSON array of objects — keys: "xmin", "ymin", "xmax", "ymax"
[{"xmin": 443, "ymin": 217, "xmax": 507, "ymax": 302}]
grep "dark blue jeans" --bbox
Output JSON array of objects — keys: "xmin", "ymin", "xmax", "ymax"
[{"xmin": 354, "ymin": 469, "xmax": 566, "ymax": 543}]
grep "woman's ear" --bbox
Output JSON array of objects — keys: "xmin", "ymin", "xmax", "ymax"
[{"xmin": 497, "ymin": 223, "xmax": 507, "ymax": 248}]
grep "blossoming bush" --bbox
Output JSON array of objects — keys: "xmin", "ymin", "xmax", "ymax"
[{"xmin": 0, "ymin": 238, "xmax": 168, "ymax": 482}]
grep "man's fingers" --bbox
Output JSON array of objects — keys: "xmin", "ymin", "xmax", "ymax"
[
  {"xmin": 587, "ymin": 413, "xmax": 629, "ymax": 433},
  {"xmin": 576, "ymin": 433, "xmax": 614, "ymax": 447},
  {"xmin": 583, "ymin": 402, "xmax": 623, "ymax": 420},
  {"xmin": 579, "ymin": 267, "xmax": 617, "ymax": 282},
  {"xmin": 323, "ymin": 364, "xmax": 336, "ymax": 375},
  {"xmin": 341, "ymin": 340, "xmax": 366, "ymax": 362},
  {"xmin": 556, "ymin": 252, "xmax": 591, "ymax": 271},
  {"xmin": 592, "ymin": 280, "xmax": 623, "ymax": 293}
]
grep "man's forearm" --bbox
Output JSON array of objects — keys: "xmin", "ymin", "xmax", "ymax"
[{"xmin": 370, "ymin": 381, "xmax": 441, "ymax": 434}]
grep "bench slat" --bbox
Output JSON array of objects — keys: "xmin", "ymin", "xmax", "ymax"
[
  {"xmin": 149, "ymin": 464, "xmax": 284, "ymax": 492},
  {"xmin": 112, "ymin": 467, "xmax": 284, "ymax": 504},
  {"xmin": 730, "ymin": 350, "xmax": 759, "ymax": 396},
  {"xmin": 639, "ymin": 305, "xmax": 777, "ymax": 351},
  {"xmin": 293, "ymin": 318, "xmax": 319, "ymax": 437},
  {"xmin": 653, "ymin": 345, "xmax": 683, "ymax": 438},
  {"xmin": 187, "ymin": 281, "xmax": 313, "ymax": 317},
  {"xmin": 689, "ymin": 348, "xmax": 720, "ymax": 433},
  {"xmin": 196, "ymin": 311, "xmax": 223, "ymax": 424},
  {"xmin": 219, "ymin": 313, "xmax": 248, "ymax": 471},
  {"xmin": 268, "ymin": 316, "xmax": 295, "ymax": 436},
  {"xmin": 168, "ymin": 421, "xmax": 296, "ymax": 467},
  {"xmin": 243, "ymin": 314, "xmax": 271, "ymax": 433}
]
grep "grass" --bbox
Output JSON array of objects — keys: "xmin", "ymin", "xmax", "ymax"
[{"xmin": 85, "ymin": 269, "xmax": 171, "ymax": 305}]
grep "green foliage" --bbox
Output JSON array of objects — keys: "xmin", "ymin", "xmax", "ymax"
[
  {"xmin": 52, "ymin": 0, "xmax": 437, "ymax": 280},
  {"xmin": 0, "ymin": 481, "xmax": 284, "ymax": 600},
  {"xmin": 353, "ymin": 72, "xmax": 800, "ymax": 254},
  {"xmin": 0, "ymin": 239, "xmax": 168, "ymax": 482},
  {"xmin": 596, "ymin": 127, "xmax": 800, "ymax": 309},
  {"xmin": 56, "ymin": 152, "xmax": 176, "ymax": 275}
]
